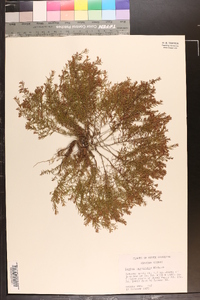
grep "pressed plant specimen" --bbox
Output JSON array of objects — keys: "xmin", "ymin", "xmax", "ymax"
[{"xmin": 14, "ymin": 49, "xmax": 178, "ymax": 232}]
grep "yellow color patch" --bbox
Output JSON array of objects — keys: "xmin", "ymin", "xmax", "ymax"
[
  {"xmin": 75, "ymin": 10, "xmax": 88, "ymax": 20},
  {"xmin": 74, "ymin": 0, "xmax": 88, "ymax": 10}
]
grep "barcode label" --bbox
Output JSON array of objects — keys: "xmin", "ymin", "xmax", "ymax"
[{"xmin": 9, "ymin": 262, "xmax": 20, "ymax": 291}]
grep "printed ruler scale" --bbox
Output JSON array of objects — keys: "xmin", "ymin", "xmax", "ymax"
[
  {"xmin": 5, "ymin": 0, "xmax": 130, "ymax": 37},
  {"xmin": 6, "ymin": 20, "xmax": 130, "ymax": 37}
]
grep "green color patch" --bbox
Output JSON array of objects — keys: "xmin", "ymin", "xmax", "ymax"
[
  {"xmin": 88, "ymin": 0, "xmax": 102, "ymax": 10},
  {"xmin": 88, "ymin": 10, "xmax": 102, "ymax": 20}
]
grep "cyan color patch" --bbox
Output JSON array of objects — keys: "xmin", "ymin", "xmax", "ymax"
[
  {"xmin": 102, "ymin": 9, "xmax": 115, "ymax": 19},
  {"xmin": 102, "ymin": 0, "xmax": 115, "ymax": 10}
]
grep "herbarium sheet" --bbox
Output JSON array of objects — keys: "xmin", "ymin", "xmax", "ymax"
[{"xmin": 5, "ymin": 35, "xmax": 187, "ymax": 294}]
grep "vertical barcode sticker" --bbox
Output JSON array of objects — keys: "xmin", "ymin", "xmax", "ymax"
[{"xmin": 9, "ymin": 261, "xmax": 20, "ymax": 292}]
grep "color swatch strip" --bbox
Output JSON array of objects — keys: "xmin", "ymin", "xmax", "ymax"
[{"xmin": 5, "ymin": 0, "xmax": 130, "ymax": 22}]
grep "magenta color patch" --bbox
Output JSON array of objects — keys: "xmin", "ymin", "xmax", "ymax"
[
  {"xmin": 116, "ymin": 9, "xmax": 129, "ymax": 20},
  {"xmin": 47, "ymin": 1, "xmax": 61, "ymax": 11},
  {"xmin": 47, "ymin": 11, "xmax": 60, "ymax": 21}
]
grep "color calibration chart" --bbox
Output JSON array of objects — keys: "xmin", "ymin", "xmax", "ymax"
[{"xmin": 5, "ymin": 0, "xmax": 130, "ymax": 36}]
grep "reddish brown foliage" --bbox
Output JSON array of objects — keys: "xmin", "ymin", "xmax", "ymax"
[{"xmin": 15, "ymin": 49, "xmax": 178, "ymax": 232}]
